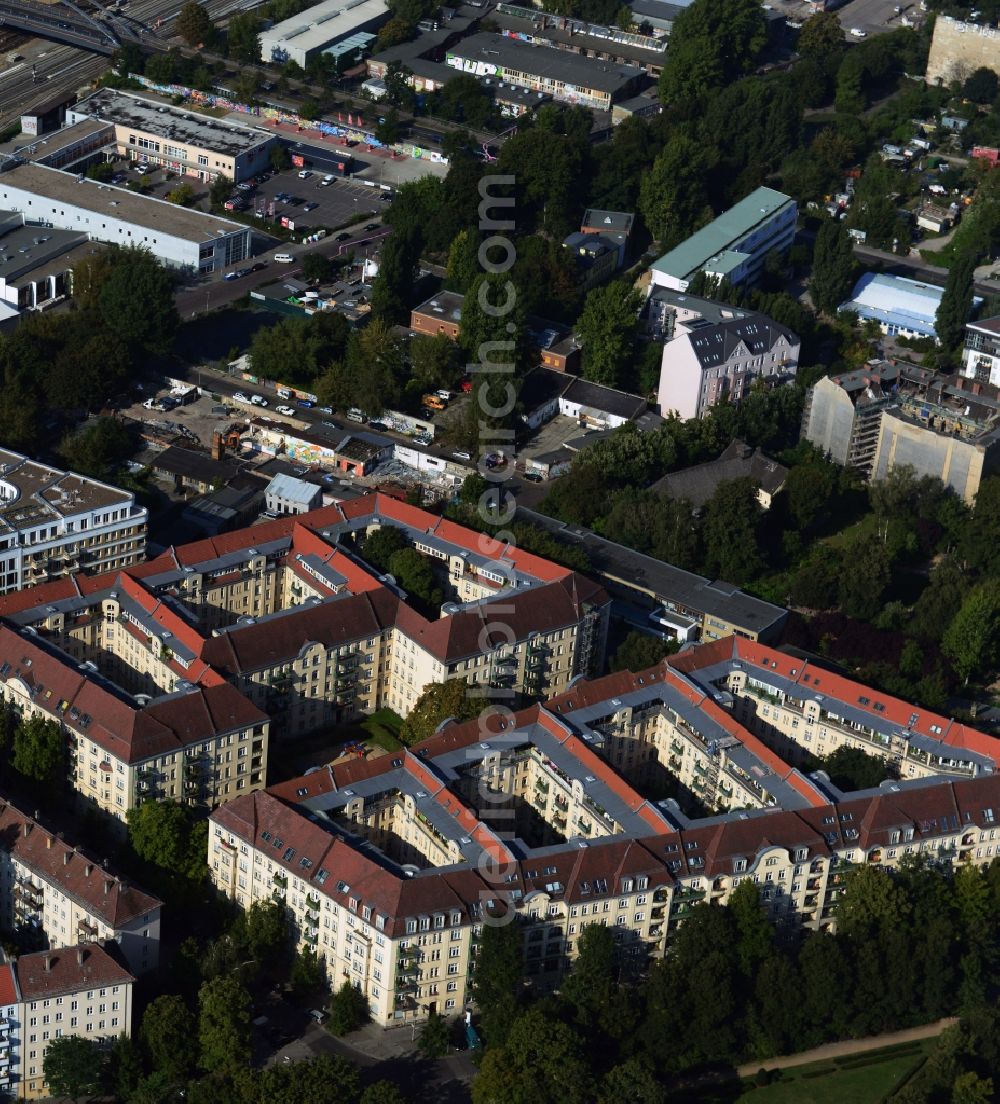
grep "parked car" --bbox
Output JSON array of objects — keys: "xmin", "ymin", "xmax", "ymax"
[
  {"xmin": 369, "ymin": 420, "xmax": 389, "ymax": 431},
  {"xmin": 850, "ymin": 26, "xmax": 866, "ymax": 36},
  {"xmin": 273, "ymin": 253, "xmax": 294, "ymax": 263},
  {"xmin": 303, "ymin": 202, "xmax": 318, "ymax": 212},
  {"xmin": 224, "ymin": 270, "xmax": 242, "ymax": 281},
  {"xmin": 297, "ymin": 399, "xmax": 315, "ymax": 408},
  {"xmin": 236, "ymin": 181, "xmax": 255, "ymax": 192},
  {"xmin": 347, "ymin": 409, "xmax": 366, "ymax": 423},
  {"xmin": 111, "ymin": 172, "xmax": 127, "ymax": 184},
  {"xmin": 250, "ymin": 395, "xmax": 268, "ymax": 407},
  {"xmin": 318, "ymin": 406, "xmax": 333, "ymax": 415},
  {"xmin": 336, "ymin": 232, "xmax": 351, "ymax": 241},
  {"xmin": 276, "ymin": 405, "xmax": 296, "ymax": 416},
  {"xmin": 233, "ymin": 392, "xmax": 250, "ymax": 403},
  {"xmin": 297, "ymin": 169, "xmax": 312, "ymax": 179},
  {"xmin": 321, "ymin": 174, "xmax": 335, "ymax": 186},
  {"xmin": 452, "ymin": 450, "xmax": 471, "ymax": 461},
  {"xmin": 134, "ymin": 163, "xmax": 152, "ymax": 175},
  {"xmin": 523, "ymin": 472, "xmax": 544, "ymax": 483},
  {"xmin": 276, "ymin": 388, "xmax": 292, "ymax": 399},
  {"xmin": 250, "ymin": 262, "xmax": 267, "ymax": 273},
  {"xmin": 363, "ymin": 223, "xmax": 378, "ymax": 232}
]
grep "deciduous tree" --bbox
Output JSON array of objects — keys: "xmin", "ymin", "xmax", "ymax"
[
  {"xmin": 198, "ymin": 975, "xmax": 252, "ymax": 1075},
  {"xmin": 43, "ymin": 1035, "xmax": 101, "ymax": 1099},
  {"xmin": 11, "ymin": 715, "xmax": 62, "ymax": 785},
  {"xmin": 142, "ymin": 994, "xmax": 195, "ymax": 1081},
  {"xmin": 176, "ymin": 1, "xmax": 214, "ymax": 47},
  {"xmin": 400, "ymin": 679, "xmax": 480, "ymax": 745},
  {"xmin": 576, "ymin": 282, "xmax": 641, "ymax": 389},
  {"xmin": 810, "ymin": 219, "xmax": 856, "ymax": 315}
]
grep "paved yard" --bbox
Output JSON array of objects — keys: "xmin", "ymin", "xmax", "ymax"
[{"xmin": 248, "ymin": 167, "xmax": 386, "ymax": 237}]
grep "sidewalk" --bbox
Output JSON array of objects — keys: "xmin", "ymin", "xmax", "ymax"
[{"xmin": 735, "ymin": 1017, "xmax": 958, "ymax": 1077}]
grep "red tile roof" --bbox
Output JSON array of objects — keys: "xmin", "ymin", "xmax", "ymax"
[
  {"xmin": 0, "ymin": 965, "xmax": 17, "ymax": 1007},
  {"xmin": 15, "ymin": 943, "xmax": 134, "ymax": 1000},
  {"xmin": 0, "ymin": 799, "xmax": 161, "ymax": 926}
]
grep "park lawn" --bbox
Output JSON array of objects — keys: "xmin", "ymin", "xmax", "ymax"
[{"xmin": 736, "ymin": 1040, "xmax": 933, "ymax": 1104}]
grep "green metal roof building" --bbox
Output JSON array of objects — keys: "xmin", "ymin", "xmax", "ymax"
[{"xmin": 649, "ymin": 186, "xmax": 797, "ymax": 293}]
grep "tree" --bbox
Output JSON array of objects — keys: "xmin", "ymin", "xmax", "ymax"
[
  {"xmin": 836, "ymin": 864, "xmax": 909, "ymax": 941},
  {"xmin": 822, "ymin": 746, "xmax": 888, "ymax": 791},
  {"xmin": 301, "ymin": 252, "xmax": 333, "ymax": 284},
  {"xmin": 810, "ymin": 219, "xmax": 856, "ymax": 314},
  {"xmin": 371, "ymin": 226, "xmax": 420, "ymax": 323},
  {"xmin": 327, "ymin": 981, "xmax": 369, "ymax": 1036},
  {"xmin": 797, "ymin": 11, "xmax": 845, "ymax": 60},
  {"xmin": 105, "ymin": 1033, "xmax": 144, "ymax": 1100},
  {"xmin": 239, "ymin": 1054, "xmax": 360, "ymax": 1104},
  {"xmin": 400, "ymin": 679, "xmax": 481, "ymax": 745},
  {"xmin": 658, "ymin": 0, "xmax": 767, "ymax": 104},
  {"xmin": 126, "ymin": 800, "xmax": 205, "ymax": 881},
  {"xmin": 59, "ymin": 417, "xmax": 132, "ymax": 477},
  {"xmin": 11, "ymin": 715, "xmax": 62, "ymax": 785},
  {"xmin": 728, "ymin": 881, "xmax": 773, "ymax": 978},
  {"xmin": 963, "ymin": 67, "xmax": 999, "ymax": 104},
  {"xmin": 290, "ymin": 948, "xmax": 327, "ymax": 996},
  {"xmin": 227, "ymin": 12, "xmax": 261, "ymax": 64},
  {"xmin": 472, "ymin": 1006, "xmax": 590, "ymax": 1104},
  {"xmin": 411, "ymin": 333, "xmax": 461, "ymax": 389},
  {"xmin": 701, "ymin": 478, "xmax": 765, "ymax": 584},
  {"xmin": 43, "ymin": 1035, "xmax": 101, "ymax": 1099},
  {"xmin": 559, "ymin": 923, "xmax": 619, "ymax": 1034},
  {"xmin": 417, "ymin": 1010, "xmax": 450, "ymax": 1058},
  {"xmin": 388, "ymin": 547, "xmax": 444, "ymax": 610},
  {"xmin": 375, "ymin": 110, "xmax": 401, "ymax": 146},
  {"xmin": 269, "ymin": 144, "xmax": 290, "ymax": 172},
  {"xmin": 238, "ymin": 900, "xmax": 289, "ymax": 962},
  {"xmin": 469, "ymin": 916, "xmax": 523, "ymax": 1047},
  {"xmin": 445, "ymin": 228, "xmax": 480, "ymax": 294},
  {"xmin": 576, "ymin": 282, "xmax": 641, "ymax": 388},
  {"xmin": 97, "ymin": 245, "xmax": 178, "ymax": 353},
  {"xmin": 142, "ymin": 994, "xmax": 195, "ymax": 1081},
  {"xmin": 176, "ymin": 1, "xmax": 213, "ymax": 47},
  {"xmin": 360, "ymin": 1082, "xmax": 409, "ymax": 1104},
  {"xmin": 610, "ymin": 631, "xmax": 677, "ymax": 673},
  {"xmin": 198, "ymin": 975, "xmax": 252, "ymax": 1075},
  {"xmin": 210, "ymin": 174, "xmax": 234, "ymax": 209},
  {"xmin": 942, "ymin": 581, "xmax": 1000, "ymax": 685},
  {"xmin": 936, "ymin": 249, "xmax": 979, "ymax": 354},
  {"xmin": 346, "ymin": 320, "xmax": 405, "ymax": 415},
  {"xmin": 639, "ymin": 135, "xmax": 713, "ymax": 249}
]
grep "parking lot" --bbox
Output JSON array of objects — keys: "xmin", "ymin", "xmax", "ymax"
[{"xmin": 243, "ymin": 168, "xmax": 387, "ymax": 238}]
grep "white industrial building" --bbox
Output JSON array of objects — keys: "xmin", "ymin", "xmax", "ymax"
[
  {"xmin": 648, "ymin": 186, "xmax": 797, "ymax": 293},
  {"xmin": 260, "ymin": 0, "xmax": 389, "ymax": 67},
  {"xmin": 0, "ymin": 162, "xmax": 251, "ymax": 273}
]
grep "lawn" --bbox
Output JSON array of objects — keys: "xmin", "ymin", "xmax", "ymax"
[{"xmin": 736, "ymin": 1039, "xmax": 933, "ymax": 1104}]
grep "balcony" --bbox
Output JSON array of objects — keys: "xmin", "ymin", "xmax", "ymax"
[
  {"xmin": 273, "ymin": 872, "xmax": 288, "ymax": 888},
  {"xmin": 305, "ymin": 895, "xmax": 320, "ymax": 911},
  {"xmin": 303, "ymin": 931, "xmax": 318, "ymax": 945},
  {"xmin": 534, "ymin": 780, "xmax": 550, "ymax": 796}
]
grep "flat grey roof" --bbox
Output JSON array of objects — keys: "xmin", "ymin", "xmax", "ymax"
[
  {"xmin": 447, "ymin": 33, "xmax": 644, "ymax": 94},
  {"xmin": 72, "ymin": 89, "xmax": 272, "ymax": 158},
  {"xmin": 0, "ymin": 219, "xmax": 89, "ymax": 282},
  {"xmin": 0, "ymin": 163, "xmax": 250, "ymax": 244},
  {"xmin": 261, "ymin": 0, "xmax": 389, "ymax": 54}
]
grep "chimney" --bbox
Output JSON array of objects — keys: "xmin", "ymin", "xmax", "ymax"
[
  {"xmin": 44, "ymin": 954, "xmax": 53, "ymax": 973},
  {"xmin": 76, "ymin": 947, "xmax": 85, "ymax": 966}
]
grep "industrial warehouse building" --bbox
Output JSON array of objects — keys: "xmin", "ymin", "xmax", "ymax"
[
  {"xmin": 67, "ymin": 88, "xmax": 276, "ymax": 184},
  {"xmin": 0, "ymin": 162, "xmax": 251, "ymax": 273},
  {"xmin": 260, "ymin": 0, "xmax": 390, "ymax": 67}
]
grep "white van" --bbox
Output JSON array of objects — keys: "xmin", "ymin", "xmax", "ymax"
[
  {"xmin": 321, "ymin": 174, "xmax": 335, "ymax": 186},
  {"xmin": 273, "ymin": 253, "xmax": 294, "ymax": 263},
  {"xmin": 347, "ymin": 409, "xmax": 366, "ymax": 423},
  {"xmin": 276, "ymin": 388, "xmax": 292, "ymax": 399}
]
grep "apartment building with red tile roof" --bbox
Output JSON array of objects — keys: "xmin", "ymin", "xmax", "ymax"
[
  {"xmin": 0, "ymin": 797, "xmax": 161, "ymax": 975},
  {"xmin": 0, "ymin": 492, "xmax": 607, "ymax": 824},
  {"xmin": 12, "ymin": 942, "xmax": 135, "ymax": 1098}
]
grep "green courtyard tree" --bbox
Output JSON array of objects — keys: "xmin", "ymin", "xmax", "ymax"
[
  {"xmin": 126, "ymin": 800, "xmax": 205, "ymax": 881},
  {"xmin": 11, "ymin": 715, "xmax": 62, "ymax": 785},
  {"xmin": 399, "ymin": 680, "xmax": 480, "ymax": 745},
  {"xmin": 226, "ymin": 12, "xmax": 262, "ymax": 64},
  {"xmin": 290, "ymin": 948, "xmax": 327, "ymax": 996},
  {"xmin": 577, "ymin": 282, "xmax": 641, "ymax": 389},
  {"xmin": 59, "ymin": 417, "xmax": 132, "ymax": 478},
  {"xmin": 43, "ymin": 1034, "xmax": 101, "ymax": 1099},
  {"xmin": 701, "ymin": 478, "xmax": 765, "ymax": 584},
  {"xmin": 639, "ymin": 135, "xmax": 713, "ymax": 250},
  {"xmin": 198, "ymin": 975, "xmax": 252, "ymax": 1075},
  {"xmin": 810, "ymin": 219, "xmax": 856, "ymax": 315}
]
